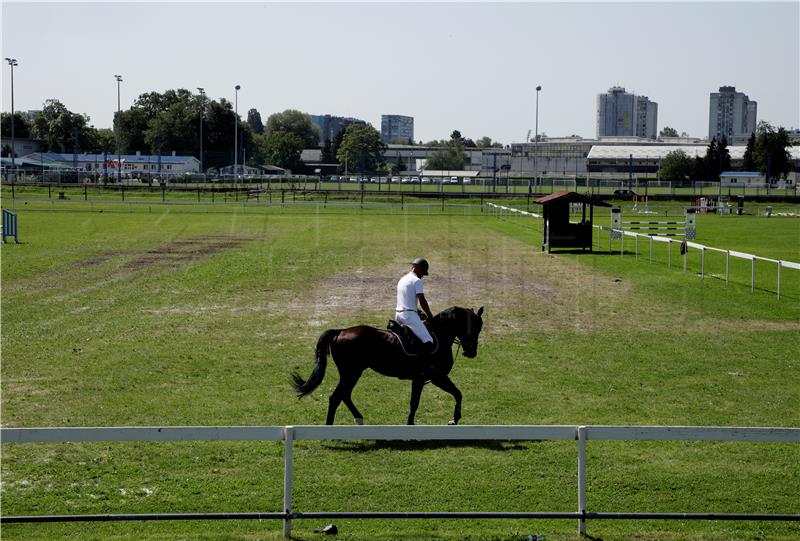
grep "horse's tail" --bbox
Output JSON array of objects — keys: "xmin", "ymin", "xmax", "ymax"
[{"xmin": 291, "ymin": 329, "xmax": 339, "ymax": 398}]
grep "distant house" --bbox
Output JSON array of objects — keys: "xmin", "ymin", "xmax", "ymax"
[
  {"xmin": 300, "ymin": 148, "xmax": 338, "ymax": 176},
  {"xmin": 22, "ymin": 152, "xmax": 200, "ymax": 176},
  {"xmin": 4, "ymin": 138, "xmax": 44, "ymax": 158},
  {"xmin": 719, "ymin": 171, "xmax": 764, "ymax": 187}
]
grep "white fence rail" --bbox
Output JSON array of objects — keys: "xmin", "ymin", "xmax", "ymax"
[
  {"xmin": 604, "ymin": 228, "xmax": 800, "ymax": 298},
  {"xmin": 2, "ymin": 424, "xmax": 799, "ymax": 538},
  {"xmin": 485, "ymin": 203, "xmax": 800, "ymax": 298}
]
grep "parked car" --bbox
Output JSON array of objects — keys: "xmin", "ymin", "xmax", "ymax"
[
  {"xmin": 421, "ymin": 177, "xmax": 432, "ymax": 184},
  {"xmin": 411, "ymin": 176, "xmax": 420, "ymax": 184},
  {"xmin": 462, "ymin": 177, "xmax": 471, "ymax": 184},
  {"xmin": 349, "ymin": 177, "xmax": 358, "ymax": 183},
  {"xmin": 612, "ymin": 189, "xmax": 638, "ymax": 198},
  {"xmin": 329, "ymin": 175, "xmax": 339, "ymax": 181},
  {"xmin": 450, "ymin": 176, "xmax": 459, "ymax": 184}
]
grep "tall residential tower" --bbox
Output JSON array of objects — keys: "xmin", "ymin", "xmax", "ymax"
[
  {"xmin": 381, "ymin": 115, "xmax": 414, "ymax": 144},
  {"xmin": 597, "ymin": 87, "xmax": 658, "ymax": 139},
  {"xmin": 708, "ymin": 86, "xmax": 757, "ymax": 145}
]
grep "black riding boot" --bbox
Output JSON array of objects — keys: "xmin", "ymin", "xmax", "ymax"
[{"xmin": 419, "ymin": 342, "xmax": 436, "ymax": 377}]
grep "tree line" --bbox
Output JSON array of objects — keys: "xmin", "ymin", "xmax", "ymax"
[
  {"xmin": 659, "ymin": 122, "xmax": 793, "ymax": 182},
  {"xmin": 0, "ymin": 90, "xmax": 385, "ymax": 174}
]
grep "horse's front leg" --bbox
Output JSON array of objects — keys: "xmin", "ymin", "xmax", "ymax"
[
  {"xmin": 430, "ymin": 375, "xmax": 462, "ymax": 425},
  {"xmin": 407, "ymin": 379, "xmax": 425, "ymax": 425}
]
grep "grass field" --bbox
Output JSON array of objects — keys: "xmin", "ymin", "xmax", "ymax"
[{"xmin": 1, "ymin": 199, "xmax": 799, "ymax": 540}]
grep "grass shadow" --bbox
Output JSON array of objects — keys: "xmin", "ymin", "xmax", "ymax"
[{"xmin": 319, "ymin": 439, "xmax": 537, "ymax": 453}]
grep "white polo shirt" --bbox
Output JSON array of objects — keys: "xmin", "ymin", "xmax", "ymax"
[{"xmin": 396, "ymin": 271, "xmax": 423, "ymax": 312}]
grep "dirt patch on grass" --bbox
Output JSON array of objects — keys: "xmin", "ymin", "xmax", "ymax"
[
  {"xmin": 125, "ymin": 235, "xmax": 255, "ymax": 270},
  {"xmin": 295, "ymin": 240, "xmax": 634, "ymax": 337}
]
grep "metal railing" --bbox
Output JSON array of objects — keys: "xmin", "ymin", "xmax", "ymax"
[{"xmin": 2, "ymin": 424, "xmax": 798, "ymax": 538}]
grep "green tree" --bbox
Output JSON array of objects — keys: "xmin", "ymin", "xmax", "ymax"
[
  {"xmin": 742, "ymin": 133, "xmax": 757, "ymax": 171},
  {"xmin": 425, "ymin": 138, "xmax": 466, "ymax": 170},
  {"xmin": 658, "ymin": 126, "xmax": 679, "ymax": 138},
  {"xmin": 263, "ymin": 131, "xmax": 304, "ymax": 171},
  {"xmin": 115, "ymin": 106, "xmax": 149, "ymax": 154},
  {"xmin": 659, "ymin": 150, "xmax": 693, "ymax": 182},
  {"xmin": 703, "ymin": 137, "xmax": 721, "ymax": 181},
  {"xmin": 692, "ymin": 156, "xmax": 707, "ymax": 183},
  {"xmin": 247, "ymin": 108, "xmax": 264, "ymax": 134},
  {"xmin": 143, "ymin": 99, "xmax": 197, "ymax": 155},
  {"xmin": 30, "ymin": 99, "xmax": 93, "ymax": 153},
  {"xmin": 265, "ymin": 110, "xmax": 320, "ymax": 148},
  {"xmin": 754, "ymin": 121, "xmax": 792, "ymax": 180},
  {"xmin": 717, "ymin": 136, "xmax": 731, "ymax": 173},
  {"xmin": 1, "ymin": 112, "xmax": 32, "ymax": 140},
  {"xmin": 701, "ymin": 136, "xmax": 731, "ymax": 182},
  {"xmin": 476, "ymin": 136, "xmax": 503, "ymax": 148},
  {"xmin": 336, "ymin": 124, "xmax": 386, "ymax": 174}
]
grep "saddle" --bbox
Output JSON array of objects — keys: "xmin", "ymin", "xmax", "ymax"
[{"xmin": 387, "ymin": 320, "xmax": 437, "ymax": 357}]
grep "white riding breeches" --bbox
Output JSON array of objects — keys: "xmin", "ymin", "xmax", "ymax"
[{"xmin": 395, "ymin": 310, "xmax": 433, "ymax": 344}]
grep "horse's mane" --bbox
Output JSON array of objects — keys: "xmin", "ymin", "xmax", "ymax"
[{"xmin": 433, "ymin": 306, "xmax": 462, "ymax": 322}]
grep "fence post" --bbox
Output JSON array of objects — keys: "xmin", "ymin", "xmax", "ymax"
[
  {"xmin": 668, "ymin": 239, "xmax": 672, "ymax": 268},
  {"xmin": 726, "ymin": 251, "xmax": 730, "ymax": 286},
  {"xmin": 283, "ymin": 426, "xmax": 294, "ymax": 539},
  {"xmin": 777, "ymin": 261, "xmax": 781, "ymax": 299},
  {"xmin": 578, "ymin": 425, "xmax": 587, "ymax": 537},
  {"xmin": 701, "ymin": 248, "xmax": 705, "ymax": 279},
  {"xmin": 751, "ymin": 259, "xmax": 755, "ymax": 292}
]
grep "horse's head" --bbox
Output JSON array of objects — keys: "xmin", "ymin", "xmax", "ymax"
[{"xmin": 436, "ymin": 306, "xmax": 484, "ymax": 358}]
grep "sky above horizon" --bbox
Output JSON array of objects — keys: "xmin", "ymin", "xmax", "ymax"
[{"xmin": 2, "ymin": 1, "xmax": 799, "ymax": 145}]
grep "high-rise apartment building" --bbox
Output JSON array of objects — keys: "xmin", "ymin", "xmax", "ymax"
[
  {"xmin": 310, "ymin": 114, "xmax": 366, "ymax": 145},
  {"xmin": 597, "ymin": 87, "xmax": 658, "ymax": 139},
  {"xmin": 381, "ymin": 115, "xmax": 414, "ymax": 144},
  {"xmin": 708, "ymin": 86, "xmax": 757, "ymax": 145}
]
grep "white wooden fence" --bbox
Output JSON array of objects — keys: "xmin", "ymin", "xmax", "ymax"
[
  {"xmin": 486, "ymin": 202, "xmax": 800, "ymax": 298},
  {"xmin": 2, "ymin": 425, "xmax": 799, "ymax": 537}
]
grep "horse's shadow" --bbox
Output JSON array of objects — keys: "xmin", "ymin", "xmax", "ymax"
[{"xmin": 320, "ymin": 439, "xmax": 536, "ymax": 453}]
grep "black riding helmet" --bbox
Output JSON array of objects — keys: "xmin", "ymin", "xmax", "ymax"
[{"xmin": 411, "ymin": 258, "xmax": 429, "ymax": 276}]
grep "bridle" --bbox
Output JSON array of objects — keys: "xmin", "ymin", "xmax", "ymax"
[{"xmin": 435, "ymin": 308, "xmax": 481, "ymax": 360}]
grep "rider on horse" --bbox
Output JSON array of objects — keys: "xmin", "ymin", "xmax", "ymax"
[{"xmin": 395, "ymin": 258, "xmax": 435, "ymax": 355}]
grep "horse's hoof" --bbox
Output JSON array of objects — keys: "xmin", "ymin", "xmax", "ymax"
[
  {"xmin": 355, "ymin": 418, "xmax": 364, "ymax": 425},
  {"xmin": 448, "ymin": 419, "xmax": 457, "ymax": 426}
]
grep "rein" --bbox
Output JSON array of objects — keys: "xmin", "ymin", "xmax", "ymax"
[{"xmin": 453, "ymin": 337, "xmax": 462, "ymax": 360}]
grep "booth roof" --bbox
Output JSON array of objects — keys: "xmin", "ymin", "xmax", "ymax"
[{"xmin": 534, "ymin": 191, "xmax": 611, "ymax": 207}]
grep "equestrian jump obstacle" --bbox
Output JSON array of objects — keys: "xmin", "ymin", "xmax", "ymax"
[
  {"xmin": 2, "ymin": 208, "xmax": 19, "ymax": 243},
  {"xmin": 611, "ymin": 207, "xmax": 696, "ymax": 239}
]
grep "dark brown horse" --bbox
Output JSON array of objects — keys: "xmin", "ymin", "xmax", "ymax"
[{"xmin": 291, "ymin": 306, "xmax": 484, "ymax": 425}]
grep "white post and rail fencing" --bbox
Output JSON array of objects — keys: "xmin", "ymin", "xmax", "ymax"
[
  {"xmin": 486, "ymin": 203, "xmax": 800, "ymax": 298},
  {"xmin": 2, "ymin": 425, "xmax": 798, "ymax": 538}
]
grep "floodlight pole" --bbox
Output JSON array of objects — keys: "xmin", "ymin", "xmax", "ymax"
[
  {"xmin": 5, "ymin": 58, "xmax": 18, "ymax": 180},
  {"xmin": 197, "ymin": 87, "xmax": 205, "ymax": 177},
  {"xmin": 234, "ymin": 84, "xmax": 240, "ymax": 184},
  {"xmin": 114, "ymin": 74, "xmax": 123, "ymax": 184},
  {"xmin": 534, "ymin": 85, "xmax": 541, "ymax": 190}
]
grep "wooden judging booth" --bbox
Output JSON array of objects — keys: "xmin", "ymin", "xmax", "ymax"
[{"xmin": 535, "ymin": 191, "xmax": 610, "ymax": 252}]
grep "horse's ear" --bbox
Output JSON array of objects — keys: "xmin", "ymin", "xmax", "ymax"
[{"xmin": 477, "ymin": 306, "xmax": 484, "ymax": 317}]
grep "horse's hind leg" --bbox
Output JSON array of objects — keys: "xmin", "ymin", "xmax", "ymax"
[
  {"xmin": 326, "ymin": 372, "xmax": 363, "ymax": 425},
  {"xmin": 431, "ymin": 375, "xmax": 462, "ymax": 425}
]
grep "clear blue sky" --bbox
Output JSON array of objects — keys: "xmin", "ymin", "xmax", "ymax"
[{"xmin": 2, "ymin": 1, "xmax": 799, "ymax": 144}]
